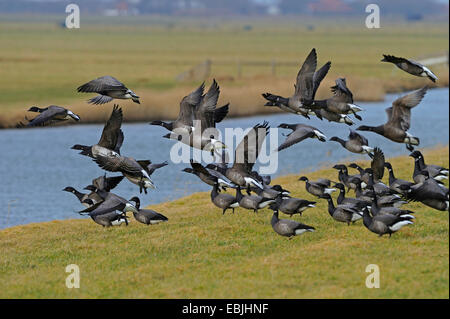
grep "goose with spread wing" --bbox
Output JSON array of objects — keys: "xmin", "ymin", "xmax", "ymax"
[
  {"xmin": 277, "ymin": 123, "xmax": 326, "ymax": 152},
  {"xmin": 381, "ymin": 54, "xmax": 438, "ymax": 82},
  {"xmin": 17, "ymin": 105, "xmax": 80, "ymax": 128},
  {"xmin": 357, "ymin": 87, "xmax": 428, "ymax": 151},
  {"xmin": 330, "ymin": 129, "xmax": 374, "ymax": 156},
  {"xmin": 77, "ymin": 75, "xmax": 140, "ymax": 105},
  {"xmin": 262, "ymin": 48, "xmax": 331, "ymax": 119}
]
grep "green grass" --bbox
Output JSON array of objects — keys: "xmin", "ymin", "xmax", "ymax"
[{"xmin": 0, "ymin": 146, "xmax": 448, "ymax": 298}]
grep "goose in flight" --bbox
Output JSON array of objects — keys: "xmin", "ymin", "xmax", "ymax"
[
  {"xmin": 356, "ymin": 86, "xmax": 428, "ymax": 151},
  {"xmin": 77, "ymin": 75, "xmax": 140, "ymax": 105},
  {"xmin": 329, "ymin": 129, "xmax": 374, "ymax": 156},
  {"xmin": 277, "ymin": 123, "xmax": 326, "ymax": 152},
  {"xmin": 312, "ymin": 78, "xmax": 364, "ymax": 120},
  {"xmin": 162, "ymin": 80, "xmax": 229, "ymax": 155},
  {"xmin": 17, "ymin": 105, "xmax": 80, "ymax": 128},
  {"xmin": 262, "ymin": 48, "xmax": 331, "ymax": 119},
  {"xmin": 381, "ymin": 54, "xmax": 438, "ymax": 82},
  {"xmin": 72, "ymin": 104, "xmax": 124, "ymax": 158},
  {"xmin": 78, "ymin": 187, "xmax": 139, "ymax": 217},
  {"xmin": 222, "ymin": 122, "xmax": 270, "ymax": 192}
]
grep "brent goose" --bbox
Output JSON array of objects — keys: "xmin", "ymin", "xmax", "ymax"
[
  {"xmin": 277, "ymin": 123, "xmax": 326, "ymax": 152},
  {"xmin": 332, "ymin": 164, "xmax": 363, "ymax": 190},
  {"xmin": 404, "ymin": 171, "xmax": 449, "ymax": 211},
  {"xmin": 77, "ymin": 75, "xmax": 140, "ymax": 105},
  {"xmin": 235, "ymin": 186, "xmax": 275, "ymax": 213},
  {"xmin": 312, "ymin": 78, "xmax": 364, "ymax": 120},
  {"xmin": 334, "ymin": 183, "xmax": 370, "ymax": 210},
  {"xmin": 317, "ymin": 108, "xmax": 354, "ymax": 125},
  {"xmin": 72, "ymin": 104, "xmax": 124, "ymax": 157},
  {"xmin": 369, "ymin": 194, "xmax": 415, "ymax": 218},
  {"xmin": 182, "ymin": 160, "xmax": 235, "ymax": 190},
  {"xmin": 80, "ymin": 199, "xmax": 130, "ymax": 227},
  {"xmin": 270, "ymin": 203, "xmax": 315, "ymax": 239},
  {"xmin": 17, "ymin": 105, "xmax": 80, "ymax": 128},
  {"xmin": 79, "ymin": 187, "xmax": 139, "ymax": 216},
  {"xmin": 263, "ymin": 48, "xmax": 331, "ymax": 118},
  {"xmin": 63, "ymin": 186, "xmax": 102, "ymax": 207},
  {"xmin": 272, "ymin": 197, "xmax": 316, "ymax": 217},
  {"xmin": 362, "ymin": 207, "xmax": 414, "ymax": 237},
  {"xmin": 162, "ymin": 80, "xmax": 228, "ymax": 155},
  {"xmin": 211, "ymin": 183, "xmax": 240, "ymax": 214},
  {"xmin": 298, "ymin": 176, "xmax": 336, "ymax": 197},
  {"xmin": 128, "ymin": 197, "xmax": 168, "ymax": 225},
  {"xmin": 330, "ymin": 129, "xmax": 374, "ymax": 156},
  {"xmin": 348, "ymin": 147, "xmax": 385, "ymax": 186},
  {"xmin": 409, "ymin": 151, "xmax": 448, "ymax": 183},
  {"xmin": 381, "ymin": 54, "xmax": 438, "ymax": 82},
  {"xmin": 384, "ymin": 162, "xmax": 414, "ymax": 194},
  {"xmin": 222, "ymin": 122, "xmax": 270, "ymax": 192},
  {"xmin": 364, "ymin": 168, "xmax": 396, "ymax": 197},
  {"xmin": 320, "ymin": 194, "xmax": 363, "ymax": 225},
  {"xmin": 357, "ymin": 87, "xmax": 428, "ymax": 151}
]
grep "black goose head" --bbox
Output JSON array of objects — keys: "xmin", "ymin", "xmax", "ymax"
[
  {"xmin": 384, "ymin": 162, "xmax": 393, "ymax": 171},
  {"xmin": 348, "ymin": 163, "xmax": 360, "ymax": 169},
  {"xmin": 333, "ymin": 183, "xmax": 345, "ymax": 190},
  {"xmin": 182, "ymin": 168, "xmax": 194, "ymax": 174},
  {"xmin": 129, "ymin": 197, "xmax": 140, "ymax": 209},
  {"xmin": 277, "ymin": 123, "xmax": 294, "ymax": 130},
  {"xmin": 62, "ymin": 186, "xmax": 77, "ymax": 193},
  {"xmin": 298, "ymin": 176, "xmax": 308, "ymax": 182},
  {"xmin": 333, "ymin": 164, "xmax": 347, "ymax": 171},
  {"xmin": 409, "ymin": 151, "xmax": 422, "ymax": 159}
]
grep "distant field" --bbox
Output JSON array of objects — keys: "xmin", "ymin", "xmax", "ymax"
[
  {"xmin": 0, "ymin": 146, "xmax": 448, "ymax": 298},
  {"xmin": 0, "ymin": 16, "xmax": 448, "ymax": 127}
]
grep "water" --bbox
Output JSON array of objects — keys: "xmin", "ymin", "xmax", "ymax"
[{"xmin": 0, "ymin": 88, "xmax": 448, "ymax": 229}]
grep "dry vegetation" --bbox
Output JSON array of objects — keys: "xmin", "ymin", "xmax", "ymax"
[
  {"xmin": 0, "ymin": 17, "xmax": 448, "ymax": 128},
  {"xmin": 0, "ymin": 146, "xmax": 448, "ymax": 298}
]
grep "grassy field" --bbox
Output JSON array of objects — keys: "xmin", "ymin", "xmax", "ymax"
[
  {"xmin": 0, "ymin": 146, "xmax": 448, "ymax": 298},
  {"xmin": 0, "ymin": 16, "xmax": 448, "ymax": 127}
]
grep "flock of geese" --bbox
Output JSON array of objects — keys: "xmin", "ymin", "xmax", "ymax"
[{"xmin": 16, "ymin": 49, "xmax": 448, "ymax": 239}]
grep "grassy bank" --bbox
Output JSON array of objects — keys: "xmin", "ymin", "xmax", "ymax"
[
  {"xmin": 0, "ymin": 146, "xmax": 448, "ymax": 298},
  {"xmin": 0, "ymin": 17, "xmax": 448, "ymax": 128}
]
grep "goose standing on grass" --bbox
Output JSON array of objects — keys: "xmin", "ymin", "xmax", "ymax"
[
  {"xmin": 409, "ymin": 151, "xmax": 449, "ymax": 183},
  {"xmin": 312, "ymin": 78, "xmax": 364, "ymax": 120},
  {"xmin": 72, "ymin": 105, "xmax": 124, "ymax": 157},
  {"xmin": 334, "ymin": 183, "xmax": 370, "ymax": 210},
  {"xmin": 384, "ymin": 162, "xmax": 414, "ymax": 194},
  {"xmin": 77, "ymin": 75, "xmax": 140, "ymax": 105},
  {"xmin": 211, "ymin": 183, "xmax": 240, "ymax": 215},
  {"xmin": 269, "ymin": 203, "xmax": 315, "ymax": 239},
  {"xmin": 273, "ymin": 197, "xmax": 316, "ymax": 217},
  {"xmin": 381, "ymin": 54, "xmax": 438, "ymax": 82},
  {"xmin": 262, "ymin": 48, "xmax": 331, "ymax": 119},
  {"xmin": 251, "ymin": 184, "xmax": 290, "ymax": 200},
  {"xmin": 404, "ymin": 171, "xmax": 449, "ymax": 211},
  {"xmin": 369, "ymin": 193, "xmax": 415, "ymax": 218},
  {"xmin": 365, "ymin": 168, "xmax": 397, "ymax": 197},
  {"xmin": 320, "ymin": 194, "xmax": 363, "ymax": 225},
  {"xmin": 329, "ymin": 129, "xmax": 374, "ymax": 156},
  {"xmin": 235, "ymin": 186, "xmax": 275, "ymax": 213},
  {"xmin": 128, "ymin": 197, "xmax": 168, "ymax": 225},
  {"xmin": 276, "ymin": 123, "xmax": 326, "ymax": 152},
  {"xmin": 357, "ymin": 87, "xmax": 428, "ymax": 151},
  {"xmin": 17, "ymin": 105, "xmax": 80, "ymax": 128},
  {"xmin": 348, "ymin": 147, "xmax": 385, "ymax": 187},
  {"xmin": 298, "ymin": 176, "xmax": 336, "ymax": 198},
  {"xmin": 362, "ymin": 207, "xmax": 414, "ymax": 238}
]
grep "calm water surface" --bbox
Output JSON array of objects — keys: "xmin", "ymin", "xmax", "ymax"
[{"xmin": 0, "ymin": 88, "xmax": 448, "ymax": 228}]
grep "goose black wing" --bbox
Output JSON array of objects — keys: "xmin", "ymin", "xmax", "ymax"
[
  {"xmin": 98, "ymin": 105, "xmax": 123, "ymax": 150},
  {"xmin": 77, "ymin": 76, "xmax": 127, "ymax": 93},
  {"xmin": 387, "ymin": 86, "xmax": 428, "ymax": 131},
  {"xmin": 294, "ymin": 48, "xmax": 317, "ymax": 101}
]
